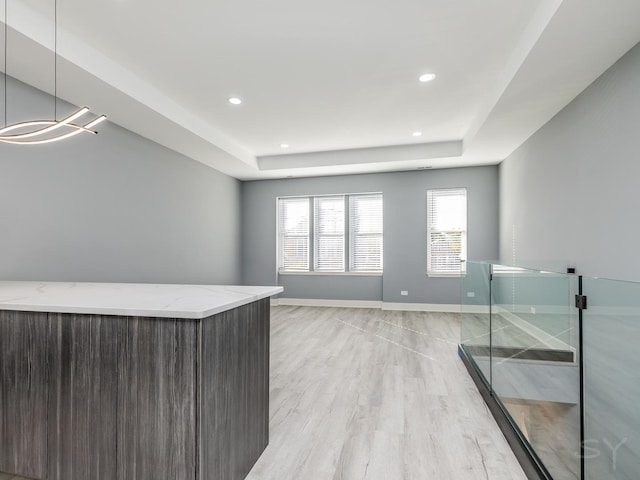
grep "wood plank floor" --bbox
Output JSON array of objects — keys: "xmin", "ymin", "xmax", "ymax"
[{"xmin": 246, "ymin": 306, "xmax": 528, "ymax": 480}]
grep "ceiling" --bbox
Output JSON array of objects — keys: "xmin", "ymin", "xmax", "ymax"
[{"xmin": 2, "ymin": 0, "xmax": 640, "ymax": 180}]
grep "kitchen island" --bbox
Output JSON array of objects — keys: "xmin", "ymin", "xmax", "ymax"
[{"xmin": 0, "ymin": 281, "xmax": 282, "ymax": 480}]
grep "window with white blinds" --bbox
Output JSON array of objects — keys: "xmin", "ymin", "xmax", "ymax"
[
  {"xmin": 278, "ymin": 197, "xmax": 310, "ymax": 271},
  {"xmin": 427, "ymin": 188, "xmax": 467, "ymax": 276},
  {"xmin": 314, "ymin": 196, "xmax": 345, "ymax": 271},
  {"xmin": 349, "ymin": 194, "xmax": 383, "ymax": 271},
  {"xmin": 277, "ymin": 193, "xmax": 383, "ymax": 273}
]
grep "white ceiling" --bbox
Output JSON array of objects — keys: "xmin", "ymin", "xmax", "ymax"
[{"xmin": 2, "ymin": 0, "xmax": 640, "ymax": 180}]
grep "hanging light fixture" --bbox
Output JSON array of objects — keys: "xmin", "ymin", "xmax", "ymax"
[{"xmin": 0, "ymin": 0, "xmax": 106, "ymax": 145}]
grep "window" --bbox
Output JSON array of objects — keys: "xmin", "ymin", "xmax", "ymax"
[
  {"xmin": 314, "ymin": 196, "xmax": 345, "ymax": 271},
  {"xmin": 277, "ymin": 193, "xmax": 383, "ymax": 273},
  {"xmin": 349, "ymin": 194, "xmax": 383, "ymax": 272},
  {"xmin": 278, "ymin": 197, "xmax": 310, "ymax": 272},
  {"xmin": 427, "ymin": 188, "xmax": 467, "ymax": 276}
]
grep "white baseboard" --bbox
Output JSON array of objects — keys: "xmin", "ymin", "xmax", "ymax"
[
  {"xmin": 459, "ymin": 304, "xmax": 491, "ymax": 314},
  {"xmin": 271, "ymin": 298, "xmax": 459, "ymax": 313},
  {"xmin": 273, "ymin": 298, "xmax": 383, "ymax": 309}
]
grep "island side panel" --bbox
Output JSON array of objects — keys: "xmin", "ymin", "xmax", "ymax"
[
  {"xmin": 199, "ymin": 298, "xmax": 270, "ymax": 480},
  {"xmin": 47, "ymin": 313, "xmax": 123, "ymax": 480},
  {"xmin": 117, "ymin": 317, "xmax": 197, "ymax": 480},
  {"xmin": 0, "ymin": 311, "xmax": 48, "ymax": 479}
]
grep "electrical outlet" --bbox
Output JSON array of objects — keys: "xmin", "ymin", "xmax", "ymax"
[
  {"xmin": 467, "ymin": 292, "xmax": 475, "ymax": 298},
  {"xmin": 401, "ymin": 290, "xmax": 408, "ymax": 296}
]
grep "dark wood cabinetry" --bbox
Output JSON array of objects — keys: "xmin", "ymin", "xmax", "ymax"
[
  {"xmin": 0, "ymin": 311, "xmax": 49, "ymax": 479},
  {"xmin": 0, "ymin": 299, "xmax": 270, "ymax": 480}
]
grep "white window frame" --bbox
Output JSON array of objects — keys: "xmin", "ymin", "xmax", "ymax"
[
  {"xmin": 277, "ymin": 193, "xmax": 383, "ymax": 275},
  {"xmin": 313, "ymin": 195, "xmax": 346, "ymax": 272},
  {"xmin": 349, "ymin": 194, "xmax": 384, "ymax": 273},
  {"xmin": 427, "ymin": 188, "xmax": 467, "ymax": 277},
  {"xmin": 277, "ymin": 197, "xmax": 311, "ymax": 272}
]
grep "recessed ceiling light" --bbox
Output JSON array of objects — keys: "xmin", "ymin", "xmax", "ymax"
[
  {"xmin": 413, "ymin": 131, "xmax": 422, "ymax": 137},
  {"xmin": 280, "ymin": 143, "xmax": 289, "ymax": 148},
  {"xmin": 419, "ymin": 73, "xmax": 436, "ymax": 83},
  {"xmin": 228, "ymin": 97, "xmax": 242, "ymax": 105}
]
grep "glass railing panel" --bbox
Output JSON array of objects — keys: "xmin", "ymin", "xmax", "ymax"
[
  {"xmin": 460, "ymin": 261, "xmax": 492, "ymax": 384},
  {"xmin": 491, "ymin": 265, "xmax": 581, "ymax": 480},
  {"xmin": 582, "ymin": 277, "xmax": 640, "ymax": 480},
  {"xmin": 496, "ymin": 259, "xmax": 576, "ymax": 276}
]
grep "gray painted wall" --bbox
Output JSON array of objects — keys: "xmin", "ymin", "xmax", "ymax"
[
  {"xmin": 242, "ymin": 166, "xmax": 499, "ymax": 304},
  {"xmin": 499, "ymin": 43, "xmax": 640, "ymax": 477},
  {"xmin": 0, "ymin": 78, "xmax": 242, "ymax": 284},
  {"xmin": 500, "ymin": 41, "xmax": 640, "ymax": 282}
]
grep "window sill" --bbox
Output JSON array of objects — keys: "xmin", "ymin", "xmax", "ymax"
[
  {"xmin": 426, "ymin": 272, "xmax": 465, "ymax": 278},
  {"xmin": 278, "ymin": 271, "xmax": 383, "ymax": 277}
]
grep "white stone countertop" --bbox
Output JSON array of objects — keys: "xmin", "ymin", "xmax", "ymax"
[{"xmin": 0, "ymin": 281, "xmax": 283, "ymax": 319}]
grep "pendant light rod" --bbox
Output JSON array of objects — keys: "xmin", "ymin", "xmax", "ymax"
[
  {"xmin": 4, "ymin": 0, "xmax": 7, "ymax": 127},
  {"xmin": 0, "ymin": 0, "xmax": 107, "ymax": 145},
  {"xmin": 0, "ymin": 114, "xmax": 106, "ymax": 144},
  {"xmin": 0, "ymin": 107, "xmax": 107, "ymax": 143},
  {"xmin": 54, "ymin": 0, "xmax": 57, "ymax": 120},
  {"xmin": 0, "ymin": 106, "xmax": 89, "ymax": 137}
]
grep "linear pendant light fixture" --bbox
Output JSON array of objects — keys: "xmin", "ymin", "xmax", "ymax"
[{"xmin": 0, "ymin": 0, "xmax": 106, "ymax": 145}]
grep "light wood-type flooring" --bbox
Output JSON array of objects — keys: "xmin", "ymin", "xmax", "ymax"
[{"xmin": 246, "ymin": 306, "xmax": 528, "ymax": 480}]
